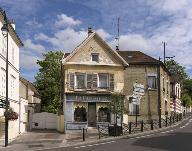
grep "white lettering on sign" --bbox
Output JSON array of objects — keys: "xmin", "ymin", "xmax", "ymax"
[{"xmin": 132, "ymin": 83, "xmax": 144, "ymax": 105}]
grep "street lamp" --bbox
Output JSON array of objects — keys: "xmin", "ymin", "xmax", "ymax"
[{"xmin": 1, "ymin": 10, "xmax": 9, "ymax": 147}]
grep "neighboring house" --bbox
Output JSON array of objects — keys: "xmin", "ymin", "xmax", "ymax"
[
  {"xmin": 19, "ymin": 77, "xmax": 41, "ymax": 131},
  {"xmin": 62, "ymin": 28, "xmax": 128, "ymax": 130},
  {"xmin": 118, "ymin": 51, "xmax": 171, "ymax": 121},
  {"xmin": 170, "ymin": 75, "xmax": 182, "ymax": 115},
  {"xmin": 0, "ymin": 9, "xmax": 23, "ymax": 141}
]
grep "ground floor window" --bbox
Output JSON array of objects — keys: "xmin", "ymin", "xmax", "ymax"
[
  {"xmin": 129, "ymin": 103, "xmax": 139, "ymax": 115},
  {"xmin": 74, "ymin": 106, "xmax": 87, "ymax": 122},
  {"xmin": 98, "ymin": 107, "xmax": 110, "ymax": 122}
]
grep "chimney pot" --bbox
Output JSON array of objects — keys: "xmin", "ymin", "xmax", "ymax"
[{"xmin": 88, "ymin": 27, "xmax": 93, "ymax": 36}]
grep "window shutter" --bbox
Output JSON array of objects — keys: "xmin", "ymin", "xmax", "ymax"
[
  {"xmin": 87, "ymin": 74, "xmax": 92, "ymax": 89},
  {"xmin": 92, "ymin": 74, "xmax": 98, "ymax": 89},
  {"xmin": 69, "ymin": 73, "xmax": 74, "ymax": 90},
  {"xmin": 109, "ymin": 74, "xmax": 114, "ymax": 91}
]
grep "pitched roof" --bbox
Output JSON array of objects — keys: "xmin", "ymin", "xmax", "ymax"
[
  {"xmin": 118, "ymin": 51, "xmax": 171, "ymax": 75},
  {"xmin": 0, "ymin": 8, "xmax": 23, "ymax": 47},
  {"xmin": 19, "ymin": 76, "xmax": 39, "ymax": 95},
  {"xmin": 63, "ymin": 32, "xmax": 128, "ymax": 67},
  {"xmin": 118, "ymin": 51, "xmax": 158, "ymax": 64}
]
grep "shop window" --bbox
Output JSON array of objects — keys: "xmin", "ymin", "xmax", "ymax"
[
  {"xmin": 74, "ymin": 106, "xmax": 87, "ymax": 122},
  {"xmin": 98, "ymin": 73, "xmax": 108, "ymax": 89},
  {"xmin": 148, "ymin": 76, "xmax": 157, "ymax": 89},
  {"xmin": 98, "ymin": 107, "xmax": 110, "ymax": 122}
]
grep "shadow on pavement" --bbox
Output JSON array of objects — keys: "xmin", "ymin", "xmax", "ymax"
[{"xmin": 133, "ymin": 132, "xmax": 192, "ymax": 151}]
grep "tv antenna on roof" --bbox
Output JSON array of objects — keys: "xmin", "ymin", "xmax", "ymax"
[{"xmin": 115, "ymin": 17, "xmax": 120, "ymax": 51}]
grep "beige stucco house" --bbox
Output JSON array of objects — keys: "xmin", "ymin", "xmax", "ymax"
[
  {"xmin": 62, "ymin": 28, "xmax": 128, "ymax": 130},
  {"xmin": 118, "ymin": 51, "xmax": 171, "ymax": 121}
]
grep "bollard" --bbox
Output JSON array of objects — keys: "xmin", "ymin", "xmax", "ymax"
[
  {"xmin": 83, "ymin": 128, "xmax": 85, "ymax": 141},
  {"xmin": 177, "ymin": 115, "xmax": 179, "ymax": 122},
  {"xmin": 98, "ymin": 125, "xmax": 101, "ymax": 139},
  {"xmin": 166, "ymin": 116, "xmax": 168, "ymax": 127},
  {"xmin": 141, "ymin": 120, "xmax": 143, "ymax": 132},
  {"xmin": 173, "ymin": 116, "xmax": 174, "ymax": 123},
  {"xmin": 170, "ymin": 116, "xmax": 172, "ymax": 126},
  {"xmin": 129, "ymin": 122, "xmax": 132, "ymax": 134},
  {"xmin": 151, "ymin": 120, "xmax": 153, "ymax": 130}
]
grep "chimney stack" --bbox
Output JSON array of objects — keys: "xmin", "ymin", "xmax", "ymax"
[
  {"xmin": 116, "ymin": 46, "xmax": 119, "ymax": 51},
  {"xmin": 9, "ymin": 19, "xmax": 15, "ymax": 30},
  {"xmin": 88, "ymin": 27, "xmax": 93, "ymax": 36}
]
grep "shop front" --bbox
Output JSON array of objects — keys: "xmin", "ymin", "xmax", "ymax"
[{"xmin": 65, "ymin": 94, "xmax": 111, "ymax": 131}]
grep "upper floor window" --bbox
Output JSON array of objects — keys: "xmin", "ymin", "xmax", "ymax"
[
  {"xmin": 11, "ymin": 43, "xmax": 14, "ymax": 64},
  {"xmin": 75, "ymin": 73, "xmax": 86, "ymax": 89},
  {"xmin": 68, "ymin": 72, "xmax": 114, "ymax": 91},
  {"xmin": 2, "ymin": 38, "xmax": 6, "ymax": 56},
  {"xmin": 148, "ymin": 76, "xmax": 157, "ymax": 89},
  {"xmin": 91, "ymin": 53, "xmax": 99, "ymax": 62},
  {"xmin": 98, "ymin": 73, "xmax": 108, "ymax": 89}
]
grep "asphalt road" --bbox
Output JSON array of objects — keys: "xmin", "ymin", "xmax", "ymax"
[{"xmin": 42, "ymin": 117, "xmax": 192, "ymax": 151}]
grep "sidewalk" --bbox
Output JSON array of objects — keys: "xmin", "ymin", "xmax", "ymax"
[
  {"xmin": 0, "ymin": 116, "xmax": 190, "ymax": 151},
  {"xmin": 0, "ymin": 128, "xmax": 99, "ymax": 151}
]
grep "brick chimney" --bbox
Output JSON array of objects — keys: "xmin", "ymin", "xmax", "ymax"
[{"xmin": 88, "ymin": 27, "xmax": 93, "ymax": 36}]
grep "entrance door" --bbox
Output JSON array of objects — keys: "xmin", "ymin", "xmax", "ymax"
[{"xmin": 88, "ymin": 102, "xmax": 96, "ymax": 127}]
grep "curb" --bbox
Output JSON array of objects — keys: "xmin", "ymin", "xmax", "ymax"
[{"xmin": 30, "ymin": 116, "xmax": 191, "ymax": 151}]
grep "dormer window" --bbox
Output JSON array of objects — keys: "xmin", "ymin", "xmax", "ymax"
[{"xmin": 91, "ymin": 53, "xmax": 99, "ymax": 62}]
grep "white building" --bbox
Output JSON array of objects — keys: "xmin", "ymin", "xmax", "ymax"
[
  {"xmin": 170, "ymin": 75, "xmax": 182, "ymax": 115},
  {"xmin": 0, "ymin": 9, "xmax": 23, "ymax": 143}
]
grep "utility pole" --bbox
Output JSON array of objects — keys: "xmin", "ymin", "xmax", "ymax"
[
  {"xmin": 162, "ymin": 42, "xmax": 167, "ymax": 63},
  {"xmin": 157, "ymin": 57, "xmax": 161, "ymax": 128},
  {"xmin": 115, "ymin": 17, "xmax": 120, "ymax": 51}
]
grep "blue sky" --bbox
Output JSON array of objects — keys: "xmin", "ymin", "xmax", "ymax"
[{"xmin": 1, "ymin": 0, "xmax": 192, "ymax": 82}]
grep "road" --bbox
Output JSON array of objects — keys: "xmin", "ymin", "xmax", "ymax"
[{"xmin": 42, "ymin": 117, "xmax": 192, "ymax": 151}]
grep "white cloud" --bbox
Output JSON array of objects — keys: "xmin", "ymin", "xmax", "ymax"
[
  {"xmin": 96, "ymin": 28, "xmax": 111, "ymax": 40},
  {"xmin": 20, "ymin": 50, "xmax": 40, "ymax": 70},
  {"xmin": 55, "ymin": 14, "xmax": 81, "ymax": 28},
  {"xmin": 26, "ymin": 18, "xmax": 42, "ymax": 28},
  {"xmin": 24, "ymin": 39, "xmax": 45, "ymax": 53},
  {"xmin": 110, "ymin": 34, "xmax": 149, "ymax": 51},
  {"xmin": 35, "ymin": 28, "xmax": 87, "ymax": 51},
  {"xmin": 162, "ymin": 0, "xmax": 187, "ymax": 13}
]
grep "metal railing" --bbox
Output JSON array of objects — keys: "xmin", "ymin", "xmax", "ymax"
[{"xmin": 97, "ymin": 113, "xmax": 190, "ymax": 139}]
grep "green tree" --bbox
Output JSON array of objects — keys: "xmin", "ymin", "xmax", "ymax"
[
  {"xmin": 182, "ymin": 93, "xmax": 192, "ymax": 107},
  {"xmin": 109, "ymin": 93, "xmax": 125, "ymax": 125},
  {"xmin": 165, "ymin": 60, "xmax": 188, "ymax": 80},
  {"xmin": 35, "ymin": 51, "xmax": 64, "ymax": 113},
  {"xmin": 182, "ymin": 79, "xmax": 192, "ymax": 107}
]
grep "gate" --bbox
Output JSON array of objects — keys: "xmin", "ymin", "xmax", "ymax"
[{"xmin": 31, "ymin": 112, "xmax": 57, "ymax": 129}]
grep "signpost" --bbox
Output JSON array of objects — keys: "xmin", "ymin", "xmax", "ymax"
[{"xmin": 132, "ymin": 83, "xmax": 144, "ymax": 126}]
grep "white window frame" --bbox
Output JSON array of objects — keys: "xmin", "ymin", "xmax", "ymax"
[{"xmin": 98, "ymin": 73, "xmax": 108, "ymax": 89}]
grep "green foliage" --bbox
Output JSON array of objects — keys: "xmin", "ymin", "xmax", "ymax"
[
  {"xmin": 182, "ymin": 79, "xmax": 192, "ymax": 107},
  {"xmin": 109, "ymin": 92, "xmax": 125, "ymax": 117},
  {"xmin": 182, "ymin": 93, "xmax": 192, "ymax": 107},
  {"xmin": 165, "ymin": 60, "xmax": 188, "ymax": 80},
  {"xmin": 35, "ymin": 51, "xmax": 64, "ymax": 114}
]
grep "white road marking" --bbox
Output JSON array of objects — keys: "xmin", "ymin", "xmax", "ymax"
[{"xmin": 74, "ymin": 141, "xmax": 115, "ymax": 149}]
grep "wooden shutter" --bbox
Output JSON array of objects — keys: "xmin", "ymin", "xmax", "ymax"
[
  {"xmin": 87, "ymin": 74, "xmax": 93, "ymax": 89},
  {"xmin": 69, "ymin": 73, "xmax": 74, "ymax": 90},
  {"xmin": 109, "ymin": 74, "xmax": 114, "ymax": 91},
  {"xmin": 92, "ymin": 74, "xmax": 98, "ymax": 89}
]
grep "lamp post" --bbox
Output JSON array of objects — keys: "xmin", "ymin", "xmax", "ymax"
[{"xmin": 1, "ymin": 10, "xmax": 9, "ymax": 147}]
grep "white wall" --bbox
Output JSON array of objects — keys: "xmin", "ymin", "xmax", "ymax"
[{"xmin": 0, "ymin": 19, "xmax": 20, "ymax": 142}]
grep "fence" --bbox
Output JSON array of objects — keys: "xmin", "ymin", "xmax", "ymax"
[{"xmin": 98, "ymin": 113, "xmax": 190, "ymax": 139}]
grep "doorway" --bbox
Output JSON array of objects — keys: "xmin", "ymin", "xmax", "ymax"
[{"xmin": 88, "ymin": 102, "xmax": 96, "ymax": 127}]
